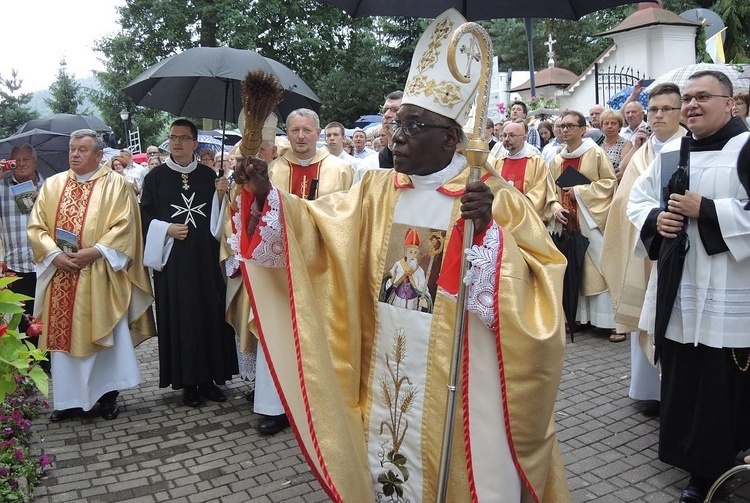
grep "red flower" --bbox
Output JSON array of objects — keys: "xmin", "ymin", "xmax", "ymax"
[{"xmin": 0, "ymin": 323, "xmax": 7, "ymax": 337}]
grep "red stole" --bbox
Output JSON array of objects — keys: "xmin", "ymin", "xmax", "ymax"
[
  {"xmin": 500, "ymin": 157, "xmax": 529, "ymax": 192},
  {"xmin": 288, "ymin": 161, "xmax": 322, "ymax": 200},
  {"xmin": 561, "ymin": 156, "xmax": 582, "ymax": 232},
  {"xmin": 47, "ymin": 178, "xmax": 97, "ymax": 352}
]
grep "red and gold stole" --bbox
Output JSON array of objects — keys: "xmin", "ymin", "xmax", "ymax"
[
  {"xmin": 561, "ymin": 156, "xmax": 582, "ymax": 233},
  {"xmin": 47, "ymin": 178, "xmax": 97, "ymax": 352},
  {"xmin": 500, "ymin": 157, "xmax": 529, "ymax": 192},
  {"xmin": 288, "ymin": 161, "xmax": 322, "ymax": 200}
]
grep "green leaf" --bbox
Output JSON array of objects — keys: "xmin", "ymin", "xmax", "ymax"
[{"xmin": 28, "ymin": 366, "xmax": 49, "ymax": 397}]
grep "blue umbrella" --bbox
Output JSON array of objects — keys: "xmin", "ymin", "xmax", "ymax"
[
  {"xmin": 607, "ymin": 86, "xmax": 649, "ymax": 110},
  {"xmin": 352, "ymin": 114, "xmax": 382, "ymax": 128}
]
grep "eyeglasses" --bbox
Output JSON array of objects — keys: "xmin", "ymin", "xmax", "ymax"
[
  {"xmin": 559, "ymin": 123, "xmax": 582, "ymax": 130},
  {"xmin": 680, "ymin": 93, "xmax": 731, "ymax": 105},
  {"xmin": 647, "ymin": 106, "xmax": 681, "ymax": 114},
  {"xmin": 168, "ymin": 135, "xmax": 196, "ymax": 142},
  {"xmin": 502, "ymin": 133, "xmax": 524, "ymax": 139},
  {"xmin": 385, "ymin": 120, "xmax": 452, "ymax": 138}
]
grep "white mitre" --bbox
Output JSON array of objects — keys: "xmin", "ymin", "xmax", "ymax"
[{"xmin": 402, "ymin": 8, "xmax": 481, "ymax": 125}]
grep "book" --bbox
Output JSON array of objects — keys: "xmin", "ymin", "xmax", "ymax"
[
  {"xmin": 10, "ymin": 181, "xmax": 36, "ymax": 214},
  {"xmin": 556, "ymin": 165, "xmax": 591, "ymax": 188},
  {"xmin": 55, "ymin": 228, "xmax": 79, "ymax": 253}
]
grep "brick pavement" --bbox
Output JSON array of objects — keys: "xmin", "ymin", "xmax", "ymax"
[{"xmin": 30, "ymin": 329, "xmax": 689, "ymax": 502}]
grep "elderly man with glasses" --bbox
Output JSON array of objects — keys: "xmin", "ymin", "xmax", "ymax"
[
  {"xmin": 550, "ymin": 110, "xmax": 617, "ymax": 334},
  {"xmin": 228, "ymin": 9, "xmax": 569, "ymax": 501},
  {"xmin": 628, "ymin": 70, "xmax": 750, "ymax": 503},
  {"xmin": 140, "ymin": 118, "xmax": 238, "ymax": 409}
]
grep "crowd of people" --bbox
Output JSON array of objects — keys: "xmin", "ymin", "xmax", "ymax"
[{"xmin": 1, "ymin": 8, "xmax": 750, "ymax": 502}]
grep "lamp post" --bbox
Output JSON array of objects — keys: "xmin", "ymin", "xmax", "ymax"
[{"xmin": 119, "ymin": 108, "xmax": 130, "ymax": 149}]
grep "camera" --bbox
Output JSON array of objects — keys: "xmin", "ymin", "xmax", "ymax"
[{"xmin": 0, "ymin": 159, "xmax": 17, "ymax": 172}]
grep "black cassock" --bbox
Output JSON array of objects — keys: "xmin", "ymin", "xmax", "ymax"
[{"xmin": 141, "ymin": 163, "xmax": 238, "ymax": 389}]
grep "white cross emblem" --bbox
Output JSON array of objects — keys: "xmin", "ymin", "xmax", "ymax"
[{"xmin": 170, "ymin": 192, "xmax": 207, "ymax": 228}]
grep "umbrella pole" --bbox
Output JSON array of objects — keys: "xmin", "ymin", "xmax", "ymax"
[
  {"xmin": 218, "ymin": 79, "xmax": 229, "ymax": 177},
  {"xmin": 436, "ymin": 22, "xmax": 492, "ymax": 503}
]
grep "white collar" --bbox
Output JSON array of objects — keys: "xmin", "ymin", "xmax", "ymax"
[
  {"xmin": 561, "ymin": 137, "xmax": 597, "ymax": 159},
  {"xmin": 165, "ymin": 155, "xmax": 198, "ymax": 173},
  {"xmin": 410, "ymin": 152, "xmax": 465, "ymax": 190}
]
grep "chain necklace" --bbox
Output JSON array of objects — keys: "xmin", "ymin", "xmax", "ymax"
[{"xmin": 731, "ymin": 348, "xmax": 750, "ymax": 372}]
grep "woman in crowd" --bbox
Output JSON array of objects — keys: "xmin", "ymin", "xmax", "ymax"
[
  {"xmin": 111, "ymin": 157, "xmax": 126, "ymax": 175},
  {"xmin": 600, "ymin": 108, "xmax": 631, "ymax": 174},
  {"xmin": 733, "ymin": 93, "xmax": 750, "ymax": 129},
  {"xmin": 147, "ymin": 156, "xmax": 161, "ymax": 170},
  {"xmin": 537, "ymin": 121, "xmax": 554, "ymax": 150}
]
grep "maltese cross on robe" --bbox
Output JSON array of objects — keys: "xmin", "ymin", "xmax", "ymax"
[{"xmin": 170, "ymin": 192, "xmax": 207, "ymax": 228}]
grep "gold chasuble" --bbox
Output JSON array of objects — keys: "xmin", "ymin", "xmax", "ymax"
[
  {"xmin": 550, "ymin": 145, "xmax": 616, "ymax": 296},
  {"xmin": 268, "ymin": 149, "xmax": 354, "ymax": 200},
  {"xmin": 495, "ymin": 151, "xmax": 557, "ymax": 223},
  {"xmin": 27, "ymin": 166, "xmax": 155, "ymax": 356},
  {"xmin": 233, "ymin": 164, "xmax": 570, "ymax": 502}
]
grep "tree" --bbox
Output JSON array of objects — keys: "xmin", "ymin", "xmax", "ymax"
[
  {"xmin": 0, "ymin": 71, "xmax": 38, "ymax": 138},
  {"xmin": 44, "ymin": 58, "xmax": 83, "ymax": 114}
]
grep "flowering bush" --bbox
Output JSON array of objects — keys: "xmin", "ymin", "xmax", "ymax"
[
  {"xmin": 0, "ymin": 375, "xmax": 51, "ymax": 501},
  {"xmin": 527, "ymin": 95, "xmax": 560, "ymax": 112},
  {"xmin": 0, "ymin": 269, "xmax": 51, "ymax": 500}
]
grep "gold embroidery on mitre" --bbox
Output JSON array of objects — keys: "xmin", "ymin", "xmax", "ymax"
[
  {"xmin": 405, "ymin": 76, "xmax": 462, "ymax": 109},
  {"xmin": 416, "ymin": 18, "xmax": 454, "ymax": 73}
]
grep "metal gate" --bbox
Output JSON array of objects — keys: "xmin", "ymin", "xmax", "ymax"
[{"xmin": 594, "ymin": 63, "xmax": 643, "ymax": 105}]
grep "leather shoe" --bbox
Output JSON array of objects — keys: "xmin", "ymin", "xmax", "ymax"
[
  {"xmin": 199, "ymin": 383, "xmax": 226, "ymax": 403},
  {"xmin": 182, "ymin": 386, "xmax": 202, "ymax": 408},
  {"xmin": 100, "ymin": 400, "xmax": 120, "ymax": 420},
  {"xmin": 640, "ymin": 400, "xmax": 660, "ymax": 418},
  {"xmin": 256, "ymin": 414, "xmax": 289, "ymax": 436},
  {"xmin": 50, "ymin": 408, "xmax": 82, "ymax": 422},
  {"xmin": 679, "ymin": 485, "xmax": 706, "ymax": 503}
]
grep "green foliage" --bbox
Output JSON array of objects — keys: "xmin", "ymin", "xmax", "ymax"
[
  {"xmin": 0, "ymin": 276, "xmax": 48, "ymax": 401},
  {"xmin": 44, "ymin": 59, "xmax": 84, "ymax": 115},
  {"xmin": 0, "ymin": 72, "xmax": 38, "ymax": 139}
]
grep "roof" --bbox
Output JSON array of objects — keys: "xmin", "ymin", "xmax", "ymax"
[
  {"xmin": 511, "ymin": 67, "xmax": 579, "ymax": 92},
  {"xmin": 595, "ymin": 4, "xmax": 700, "ymax": 37}
]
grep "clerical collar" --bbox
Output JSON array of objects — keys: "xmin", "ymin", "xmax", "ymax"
[
  {"xmin": 561, "ymin": 137, "xmax": 597, "ymax": 159},
  {"xmin": 166, "ymin": 155, "xmax": 198, "ymax": 173},
  {"xmin": 691, "ymin": 116, "xmax": 747, "ymax": 152},
  {"xmin": 506, "ymin": 144, "xmax": 528, "ymax": 159},
  {"xmin": 293, "ymin": 156, "xmax": 314, "ymax": 167},
  {"xmin": 410, "ymin": 152, "xmax": 465, "ymax": 191},
  {"xmin": 75, "ymin": 164, "xmax": 104, "ymax": 182}
]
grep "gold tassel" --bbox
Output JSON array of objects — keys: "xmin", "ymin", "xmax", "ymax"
[{"xmin": 240, "ymin": 70, "xmax": 283, "ymax": 157}]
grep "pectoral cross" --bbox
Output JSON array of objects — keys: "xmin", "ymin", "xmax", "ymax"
[
  {"xmin": 459, "ymin": 37, "xmax": 481, "ymax": 77},
  {"xmin": 300, "ymin": 175, "xmax": 309, "ymax": 199}
]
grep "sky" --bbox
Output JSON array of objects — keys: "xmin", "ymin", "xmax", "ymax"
[{"xmin": 3, "ymin": 0, "xmax": 125, "ymax": 93}]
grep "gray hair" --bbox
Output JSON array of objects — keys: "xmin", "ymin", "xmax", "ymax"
[
  {"xmin": 286, "ymin": 108, "xmax": 320, "ymax": 128},
  {"xmin": 10, "ymin": 143, "xmax": 37, "ymax": 160},
  {"xmin": 70, "ymin": 129, "xmax": 105, "ymax": 151}
]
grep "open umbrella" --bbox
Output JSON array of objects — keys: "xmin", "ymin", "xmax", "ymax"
[
  {"xmin": 551, "ymin": 230, "xmax": 590, "ymax": 342},
  {"xmin": 352, "ymin": 114, "xmax": 382, "ymax": 128},
  {"xmin": 607, "ymin": 85, "xmax": 649, "ymax": 110},
  {"xmin": 652, "ymin": 137, "xmax": 690, "ymax": 363},
  {"xmin": 122, "ymin": 47, "xmax": 321, "ymax": 123},
  {"xmin": 0, "ymin": 129, "xmax": 70, "ymax": 178},
  {"xmin": 319, "ymin": 0, "xmax": 639, "ymax": 21},
  {"xmin": 646, "ymin": 63, "xmax": 749, "ymax": 94},
  {"xmin": 17, "ymin": 114, "xmax": 111, "ymax": 135}
]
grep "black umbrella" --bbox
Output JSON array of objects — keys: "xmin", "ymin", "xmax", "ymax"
[
  {"xmin": 551, "ymin": 230, "xmax": 590, "ymax": 342},
  {"xmin": 653, "ymin": 137, "xmax": 691, "ymax": 362},
  {"xmin": 18, "ymin": 114, "xmax": 111, "ymax": 135},
  {"xmin": 0, "ymin": 129, "xmax": 70, "ymax": 178},
  {"xmin": 318, "ymin": 0, "xmax": 638, "ymax": 22},
  {"xmin": 122, "ymin": 47, "xmax": 321, "ymax": 123}
]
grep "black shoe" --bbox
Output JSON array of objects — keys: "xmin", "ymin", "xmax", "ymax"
[
  {"xmin": 182, "ymin": 386, "xmax": 202, "ymax": 408},
  {"xmin": 246, "ymin": 390, "xmax": 255, "ymax": 403},
  {"xmin": 199, "ymin": 383, "xmax": 226, "ymax": 403},
  {"xmin": 640, "ymin": 400, "xmax": 660, "ymax": 418},
  {"xmin": 50, "ymin": 408, "xmax": 82, "ymax": 422},
  {"xmin": 256, "ymin": 414, "xmax": 289, "ymax": 436},
  {"xmin": 680, "ymin": 477, "xmax": 708, "ymax": 503},
  {"xmin": 100, "ymin": 400, "xmax": 120, "ymax": 420}
]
